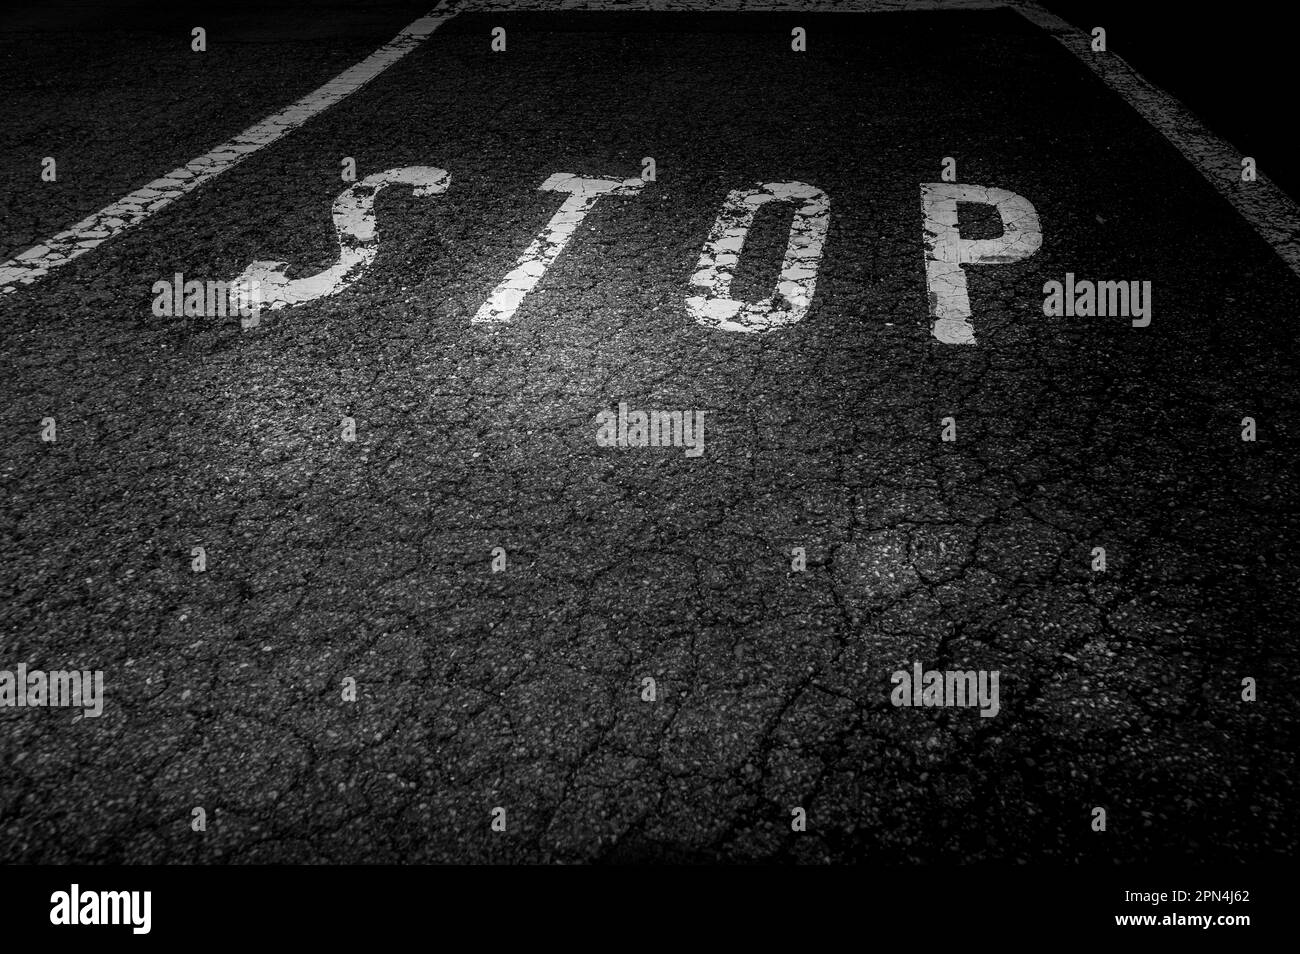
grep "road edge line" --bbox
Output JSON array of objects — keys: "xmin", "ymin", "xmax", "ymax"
[
  {"xmin": 0, "ymin": 2, "xmax": 456, "ymax": 295},
  {"xmin": 1011, "ymin": 0, "xmax": 1300, "ymax": 278}
]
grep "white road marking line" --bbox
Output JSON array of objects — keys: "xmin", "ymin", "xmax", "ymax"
[
  {"xmin": 472, "ymin": 172, "xmax": 645, "ymax": 324},
  {"xmin": 1011, "ymin": 0, "xmax": 1300, "ymax": 278},
  {"xmin": 11, "ymin": 0, "xmax": 1297, "ymax": 305},
  {"xmin": 467, "ymin": 0, "xmax": 1300, "ymax": 281},
  {"xmin": 0, "ymin": 3, "xmax": 455, "ymax": 295},
  {"xmin": 920, "ymin": 182, "xmax": 1042, "ymax": 344},
  {"xmin": 687, "ymin": 180, "xmax": 830, "ymax": 333},
  {"xmin": 234, "ymin": 166, "xmax": 450, "ymax": 311}
]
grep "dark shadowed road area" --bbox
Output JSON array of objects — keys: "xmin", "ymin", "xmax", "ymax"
[{"xmin": 2, "ymin": 1, "xmax": 1297, "ymax": 864}]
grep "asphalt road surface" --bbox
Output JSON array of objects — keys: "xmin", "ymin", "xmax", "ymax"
[{"xmin": 1, "ymin": 0, "xmax": 1297, "ymax": 863}]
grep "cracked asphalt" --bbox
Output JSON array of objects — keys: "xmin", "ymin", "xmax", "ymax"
[{"xmin": 1, "ymin": 4, "xmax": 1298, "ymax": 864}]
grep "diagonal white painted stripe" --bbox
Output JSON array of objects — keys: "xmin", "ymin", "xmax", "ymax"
[
  {"xmin": 1011, "ymin": 0, "xmax": 1300, "ymax": 278},
  {"xmin": 466, "ymin": 0, "xmax": 1300, "ymax": 278},
  {"xmin": 0, "ymin": 3, "xmax": 455, "ymax": 295},
  {"xmin": 12, "ymin": 0, "xmax": 1295, "ymax": 296}
]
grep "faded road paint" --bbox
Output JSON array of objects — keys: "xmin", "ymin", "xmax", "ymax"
[
  {"xmin": 687, "ymin": 180, "xmax": 830, "ymax": 333},
  {"xmin": 472, "ymin": 172, "xmax": 645, "ymax": 324},
  {"xmin": 0, "ymin": 5, "xmax": 454, "ymax": 295},
  {"xmin": 1013, "ymin": 0, "xmax": 1300, "ymax": 278},
  {"xmin": 233, "ymin": 167, "xmax": 450, "ymax": 311},
  {"xmin": 920, "ymin": 182, "xmax": 1042, "ymax": 345}
]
